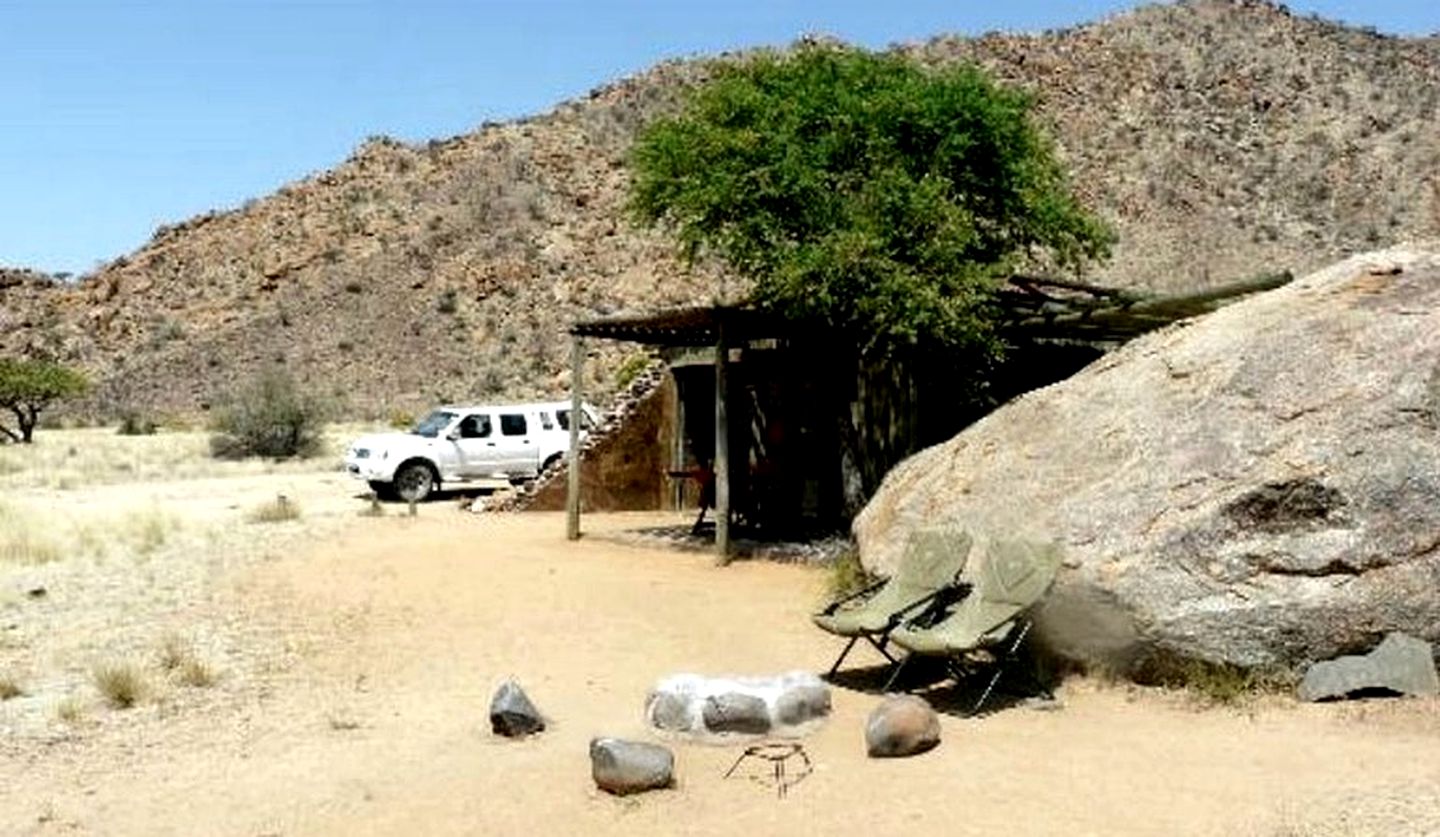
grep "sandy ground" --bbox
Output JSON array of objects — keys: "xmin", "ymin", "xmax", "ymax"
[{"xmin": 4, "ymin": 497, "xmax": 1440, "ymax": 836}]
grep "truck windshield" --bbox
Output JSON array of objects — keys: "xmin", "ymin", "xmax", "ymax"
[{"xmin": 412, "ymin": 410, "xmax": 457, "ymax": 438}]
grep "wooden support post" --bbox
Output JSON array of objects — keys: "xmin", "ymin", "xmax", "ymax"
[
  {"xmin": 714, "ymin": 318, "xmax": 731, "ymax": 564},
  {"xmin": 566, "ymin": 335, "xmax": 584, "ymax": 541},
  {"xmin": 671, "ymin": 372, "xmax": 685, "ymax": 512}
]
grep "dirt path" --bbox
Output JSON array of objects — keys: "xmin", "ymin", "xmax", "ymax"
[{"xmin": 4, "ymin": 511, "xmax": 1439, "ymax": 836}]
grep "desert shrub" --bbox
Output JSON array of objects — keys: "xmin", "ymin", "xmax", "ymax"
[
  {"xmin": 1136, "ymin": 654, "xmax": 1296, "ymax": 705},
  {"xmin": 209, "ymin": 369, "xmax": 326, "ymax": 460},
  {"xmin": 0, "ymin": 674, "xmax": 22, "ymax": 700},
  {"xmin": 387, "ymin": 409, "xmax": 415, "ymax": 429},
  {"xmin": 116, "ymin": 412, "xmax": 159, "ymax": 436},
  {"xmin": 614, "ymin": 353, "xmax": 654, "ymax": 390},
  {"xmin": 826, "ymin": 544, "xmax": 876, "ymax": 599},
  {"xmin": 436, "ymin": 288, "xmax": 458, "ymax": 314},
  {"xmin": 157, "ymin": 636, "xmax": 218, "ymax": 687},
  {"xmin": 93, "ymin": 661, "xmax": 147, "ymax": 709},
  {"xmin": 247, "ymin": 495, "xmax": 301, "ymax": 523}
]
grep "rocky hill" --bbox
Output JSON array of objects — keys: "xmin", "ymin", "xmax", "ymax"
[{"xmin": 2, "ymin": 0, "xmax": 1438, "ymax": 420}]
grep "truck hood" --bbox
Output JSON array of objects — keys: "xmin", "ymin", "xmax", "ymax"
[{"xmin": 346, "ymin": 432, "xmax": 442, "ymax": 456}]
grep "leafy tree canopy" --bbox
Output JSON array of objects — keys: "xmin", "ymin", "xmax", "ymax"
[
  {"xmin": 0, "ymin": 358, "xmax": 89, "ymax": 443},
  {"xmin": 629, "ymin": 45, "xmax": 1115, "ymax": 356}
]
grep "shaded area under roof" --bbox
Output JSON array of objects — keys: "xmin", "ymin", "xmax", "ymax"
[{"xmin": 570, "ymin": 272, "xmax": 1293, "ymax": 347}]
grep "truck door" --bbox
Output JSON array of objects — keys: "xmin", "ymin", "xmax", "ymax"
[
  {"xmin": 452, "ymin": 412, "xmax": 499, "ymax": 477},
  {"xmin": 496, "ymin": 411, "xmax": 539, "ymax": 476}
]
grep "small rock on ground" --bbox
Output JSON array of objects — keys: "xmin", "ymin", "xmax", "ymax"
[
  {"xmin": 489, "ymin": 680, "xmax": 545, "ymax": 737},
  {"xmin": 590, "ymin": 738, "xmax": 675, "ymax": 795},
  {"xmin": 866, "ymin": 694, "xmax": 941, "ymax": 758}
]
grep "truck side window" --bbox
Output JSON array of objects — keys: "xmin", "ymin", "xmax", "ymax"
[
  {"xmin": 539, "ymin": 412, "xmax": 554, "ymax": 431},
  {"xmin": 459, "ymin": 414, "xmax": 491, "ymax": 439},
  {"xmin": 500, "ymin": 413, "xmax": 528, "ymax": 436}
]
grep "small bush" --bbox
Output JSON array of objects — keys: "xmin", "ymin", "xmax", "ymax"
[
  {"xmin": 436, "ymin": 289, "xmax": 458, "ymax": 314},
  {"xmin": 247, "ymin": 495, "xmax": 301, "ymax": 524},
  {"xmin": 0, "ymin": 674, "xmax": 22, "ymax": 700},
  {"xmin": 209, "ymin": 369, "xmax": 326, "ymax": 460},
  {"xmin": 1137, "ymin": 654, "xmax": 1296, "ymax": 706},
  {"xmin": 156, "ymin": 636, "xmax": 218, "ymax": 687},
  {"xmin": 387, "ymin": 409, "xmax": 415, "ymax": 429},
  {"xmin": 614, "ymin": 353, "xmax": 654, "ymax": 390},
  {"xmin": 116, "ymin": 412, "xmax": 159, "ymax": 436},
  {"xmin": 826, "ymin": 545, "xmax": 875, "ymax": 599},
  {"xmin": 93, "ymin": 662, "xmax": 147, "ymax": 709}
]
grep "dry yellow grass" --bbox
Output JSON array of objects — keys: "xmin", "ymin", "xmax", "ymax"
[
  {"xmin": 0, "ymin": 424, "xmax": 374, "ymax": 492},
  {"xmin": 246, "ymin": 495, "xmax": 301, "ymax": 524},
  {"xmin": 92, "ymin": 661, "xmax": 148, "ymax": 709}
]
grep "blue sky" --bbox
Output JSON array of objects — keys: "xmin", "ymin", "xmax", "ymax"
[{"xmin": 2, "ymin": 1, "xmax": 1436, "ymax": 276}]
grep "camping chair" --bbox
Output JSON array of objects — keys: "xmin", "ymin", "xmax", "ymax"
[
  {"xmin": 885, "ymin": 538, "xmax": 1062, "ymax": 714},
  {"xmin": 812, "ymin": 528, "xmax": 973, "ymax": 679}
]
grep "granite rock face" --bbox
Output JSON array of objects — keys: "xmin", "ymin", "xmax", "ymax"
[
  {"xmin": 1298, "ymin": 633, "xmax": 1440, "ymax": 701},
  {"xmin": 855, "ymin": 247, "xmax": 1440, "ymax": 671}
]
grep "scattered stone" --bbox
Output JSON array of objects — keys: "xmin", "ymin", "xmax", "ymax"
[
  {"xmin": 702, "ymin": 692, "xmax": 771, "ymax": 735},
  {"xmin": 645, "ymin": 690, "xmax": 693, "ymax": 733},
  {"xmin": 489, "ymin": 680, "xmax": 545, "ymax": 737},
  {"xmin": 645, "ymin": 671, "xmax": 831, "ymax": 740},
  {"xmin": 774, "ymin": 685, "xmax": 832, "ymax": 726},
  {"xmin": 865, "ymin": 695, "xmax": 941, "ymax": 758},
  {"xmin": 1298, "ymin": 633, "xmax": 1440, "ymax": 702},
  {"xmin": 25, "ymin": 587, "xmax": 46, "ymax": 599},
  {"xmin": 590, "ymin": 737, "xmax": 674, "ymax": 795}
]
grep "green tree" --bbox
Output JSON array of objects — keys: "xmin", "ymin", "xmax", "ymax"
[
  {"xmin": 0, "ymin": 358, "xmax": 90, "ymax": 443},
  {"xmin": 629, "ymin": 44, "xmax": 1114, "ymax": 357}
]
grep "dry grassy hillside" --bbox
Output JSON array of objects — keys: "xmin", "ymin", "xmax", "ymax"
[{"xmin": 2, "ymin": 0, "xmax": 1438, "ymax": 419}]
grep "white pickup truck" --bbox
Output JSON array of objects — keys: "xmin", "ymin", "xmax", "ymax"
[{"xmin": 344, "ymin": 401, "xmax": 598, "ymax": 501}]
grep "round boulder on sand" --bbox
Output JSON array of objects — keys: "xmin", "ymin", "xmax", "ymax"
[{"xmin": 866, "ymin": 695, "xmax": 942, "ymax": 758}]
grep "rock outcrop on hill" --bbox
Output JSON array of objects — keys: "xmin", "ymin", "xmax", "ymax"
[
  {"xmin": 2, "ymin": 1, "xmax": 1439, "ymax": 420},
  {"xmin": 854, "ymin": 245, "xmax": 1440, "ymax": 672}
]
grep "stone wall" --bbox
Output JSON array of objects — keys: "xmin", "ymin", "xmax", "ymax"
[{"xmin": 524, "ymin": 366, "xmax": 678, "ymax": 512}]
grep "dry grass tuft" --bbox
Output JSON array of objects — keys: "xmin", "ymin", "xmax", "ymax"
[
  {"xmin": 156, "ymin": 635, "xmax": 219, "ymax": 688},
  {"xmin": 56, "ymin": 695, "xmax": 87, "ymax": 723},
  {"xmin": 0, "ymin": 673, "xmax": 23, "ymax": 700},
  {"xmin": 176, "ymin": 658, "xmax": 218, "ymax": 688},
  {"xmin": 92, "ymin": 661, "xmax": 148, "ymax": 709},
  {"xmin": 826, "ymin": 545, "xmax": 876, "ymax": 599},
  {"xmin": 247, "ymin": 495, "xmax": 301, "ymax": 524},
  {"xmin": 1137, "ymin": 655, "xmax": 1296, "ymax": 706}
]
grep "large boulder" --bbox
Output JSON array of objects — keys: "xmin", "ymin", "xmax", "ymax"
[{"xmin": 855, "ymin": 246, "xmax": 1440, "ymax": 672}]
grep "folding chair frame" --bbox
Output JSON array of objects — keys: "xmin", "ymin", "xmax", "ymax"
[
  {"xmin": 883, "ymin": 612, "xmax": 1052, "ymax": 715},
  {"xmin": 820, "ymin": 582, "xmax": 971, "ymax": 678}
]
